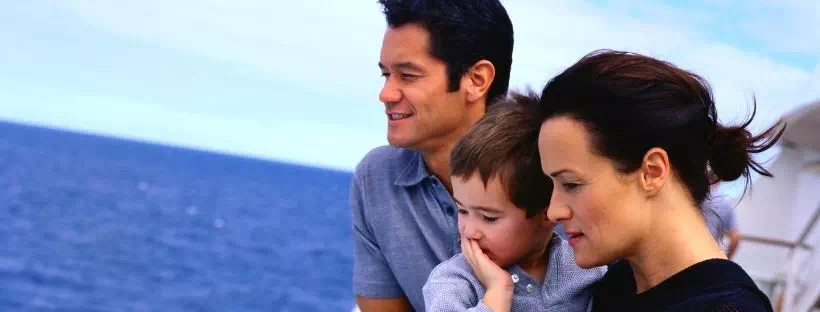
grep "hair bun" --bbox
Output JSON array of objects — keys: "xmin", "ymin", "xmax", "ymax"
[{"xmin": 709, "ymin": 126, "xmax": 751, "ymax": 182}]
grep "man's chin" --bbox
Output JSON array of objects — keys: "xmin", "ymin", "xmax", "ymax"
[{"xmin": 386, "ymin": 135, "xmax": 419, "ymax": 149}]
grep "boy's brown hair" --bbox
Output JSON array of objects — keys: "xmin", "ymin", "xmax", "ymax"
[{"xmin": 450, "ymin": 90, "xmax": 553, "ymax": 218}]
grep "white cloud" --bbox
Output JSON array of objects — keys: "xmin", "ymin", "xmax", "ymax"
[
  {"xmin": 591, "ymin": 0, "xmax": 820, "ymax": 56},
  {"xmin": 504, "ymin": 0, "xmax": 819, "ymax": 132},
  {"xmin": 51, "ymin": 0, "xmax": 386, "ymax": 100},
  {"xmin": 22, "ymin": 0, "xmax": 820, "ymax": 173}
]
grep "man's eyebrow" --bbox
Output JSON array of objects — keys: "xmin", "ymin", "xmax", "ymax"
[{"xmin": 395, "ymin": 62, "xmax": 424, "ymax": 72}]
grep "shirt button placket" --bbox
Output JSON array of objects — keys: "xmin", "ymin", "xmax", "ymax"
[{"xmin": 430, "ymin": 177, "xmax": 460, "ymax": 253}]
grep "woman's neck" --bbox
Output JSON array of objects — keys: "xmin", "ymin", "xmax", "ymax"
[{"xmin": 626, "ymin": 196, "xmax": 726, "ymax": 293}]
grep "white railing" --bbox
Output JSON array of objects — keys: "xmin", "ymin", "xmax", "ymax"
[{"xmin": 779, "ymin": 203, "xmax": 820, "ymax": 312}]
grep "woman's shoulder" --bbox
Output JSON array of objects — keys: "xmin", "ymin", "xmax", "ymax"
[
  {"xmin": 687, "ymin": 259, "xmax": 773, "ymax": 312},
  {"xmin": 705, "ymin": 286, "xmax": 773, "ymax": 312},
  {"xmin": 644, "ymin": 259, "xmax": 773, "ymax": 311},
  {"xmin": 590, "ymin": 259, "xmax": 773, "ymax": 312}
]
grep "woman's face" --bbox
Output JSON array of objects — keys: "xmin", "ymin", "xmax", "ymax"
[{"xmin": 537, "ymin": 117, "xmax": 651, "ymax": 268}]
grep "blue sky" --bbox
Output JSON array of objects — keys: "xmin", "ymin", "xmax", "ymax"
[{"xmin": 2, "ymin": 1, "xmax": 819, "ymax": 187}]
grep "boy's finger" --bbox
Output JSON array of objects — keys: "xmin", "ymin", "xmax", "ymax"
[
  {"xmin": 472, "ymin": 239, "xmax": 494, "ymax": 267},
  {"xmin": 468, "ymin": 240, "xmax": 484, "ymax": 274},
  {"xmin": 469, "ymin": 240, "xmax": 485, "ymax": 265},
  {"xmin": 462, "ymin": 238, "xmax": 475, "ymax": 268},
  {"xmin": 471, "ymin": 240, "xmax": 485, "ymax": 259}
]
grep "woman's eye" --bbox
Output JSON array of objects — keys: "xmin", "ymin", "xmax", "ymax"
[{"xmin": 563, "ymin": 183, "xmax": 581, "ymax": 191}]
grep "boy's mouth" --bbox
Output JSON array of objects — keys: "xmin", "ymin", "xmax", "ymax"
[{"xmin": 479, "ymin": 247, "xmax": 494, "ymax": 258}]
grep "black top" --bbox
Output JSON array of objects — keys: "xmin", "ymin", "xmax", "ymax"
[{"xmin": 591, "ymin": 258, "xmax": 773, "ymax": 312}]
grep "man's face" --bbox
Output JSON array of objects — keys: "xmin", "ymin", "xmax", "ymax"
[{"xmin": 378, "ymin": 23, "xmax": 470, "ymax": 150}]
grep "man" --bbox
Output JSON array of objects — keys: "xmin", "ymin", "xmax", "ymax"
[
  {"xmin": 705, "ymin": 173, "xmax": 742, "ymax": 259},
  {"xmin": 349, "ymin": 1, "xmax": 514, "ymax": 311}
]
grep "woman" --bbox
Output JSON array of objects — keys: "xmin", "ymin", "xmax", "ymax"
[{"xmin": 534, "ymin": 50, "xmax": 782, "ymax": 311}]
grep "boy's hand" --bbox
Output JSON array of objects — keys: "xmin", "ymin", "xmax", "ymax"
[{"xmin": 462, "ymin": 238, "xmax": 513, "ymax": 311}]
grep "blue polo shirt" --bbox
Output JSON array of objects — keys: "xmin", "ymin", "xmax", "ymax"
[
  {"xmin": 350, "ymin": 146, "xmax": 461, "ymax": 311},
  {"xmin": 703, "ymin": 194, "xmax": 738, "ymax": 240}
]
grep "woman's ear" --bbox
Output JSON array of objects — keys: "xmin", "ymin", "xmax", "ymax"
[
  {"xmin": 640, "ymin": 147, "xmax": 671, "ymax": 196},
  {"xmin": 463, "ymin": 60, "xmax": 496, "ymax": 103}
]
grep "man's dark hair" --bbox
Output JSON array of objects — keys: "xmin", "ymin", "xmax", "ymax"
[{"xmin": 378, "ymin": 0, "xmax": 514, "ymax": 104}]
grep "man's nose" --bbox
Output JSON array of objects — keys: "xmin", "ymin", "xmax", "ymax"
[{"xmin": 378, "ymin": 79, "xmax": 401, "ymax": 104}]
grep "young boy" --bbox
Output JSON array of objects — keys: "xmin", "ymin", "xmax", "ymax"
[{"xmin": 422, "ymin": 92, "xmax": 606, "ymax": 311}]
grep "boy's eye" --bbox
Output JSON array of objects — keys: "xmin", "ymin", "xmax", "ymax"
[
  {"xmin": 457, "ymin": 209, "xmax": 468, "ymax": 215},
  {"xmin": 482, "ymin": 216, "xmax": 498, "ymax": 223}
]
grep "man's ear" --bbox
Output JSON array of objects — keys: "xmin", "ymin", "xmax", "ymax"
[
  {"xmin": 640, "ymin": 147, "xmax": 671, "ymax": 197},
  {"xmin": 463, "ymin": 60, "xmax": 495, "ymax": 103}
]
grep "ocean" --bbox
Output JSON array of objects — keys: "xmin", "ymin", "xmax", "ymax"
[{"xmin": 0, "ymin": 120, "xmax": 355, "ymax": 311}]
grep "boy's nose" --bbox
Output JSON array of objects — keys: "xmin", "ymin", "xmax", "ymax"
[{"xmin": 461, "ymin": 224, "xmax": 483, "ymax": 240}]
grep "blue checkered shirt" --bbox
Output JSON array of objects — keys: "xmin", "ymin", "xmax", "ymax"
[{"xmin": 423, "ymin": 234, "xmax": 605, "ymax": 312}]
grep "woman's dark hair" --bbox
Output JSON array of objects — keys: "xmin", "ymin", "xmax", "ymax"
[
  {"xmin": 537, "ymin": 49, "xmax": 785, "ymax": 205},
  {"xmin": 378, "ymin": 0, "xmax": 514, "ymax": 104}
]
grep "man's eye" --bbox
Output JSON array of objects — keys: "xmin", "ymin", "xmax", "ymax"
[{"xmin": 400, "ymin": 74, "xmax": 419, "ymax": 80}]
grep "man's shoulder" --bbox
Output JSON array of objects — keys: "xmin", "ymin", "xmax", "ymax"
[
  {"xmin": 349, "ymin": 145, "xmax": 422, "ymax": 218},
  {"xmin": 354, "ymin": 145, "xmax": 418, "ymax": 177},
  {"xmin": 704, "ymin": 194, "xmax": 736, "ymax": 211}
]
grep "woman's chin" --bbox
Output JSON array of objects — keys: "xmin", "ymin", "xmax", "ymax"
[{"xmin": 572, "ymin": 248, "xmax": 608, "ymax": 269}]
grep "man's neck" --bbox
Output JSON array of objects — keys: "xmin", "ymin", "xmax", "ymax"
[
  {"xmin": 627, "ymin": 196, "xmax": 726, "ymax": 293},
  {"xmin": 419, "ymin": 100, "xmax": 486, "ymax": 194},
  {"xmin": 421, "ymin": 147, "xmax": 454, "ymax": 193}
]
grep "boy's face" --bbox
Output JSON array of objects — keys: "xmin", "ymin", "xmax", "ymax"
[{"xmin": 452, "ymin": 173, "xmax": 556, "ymax": 268}]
